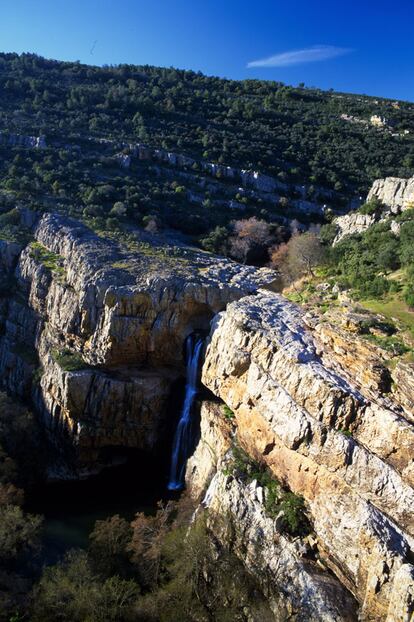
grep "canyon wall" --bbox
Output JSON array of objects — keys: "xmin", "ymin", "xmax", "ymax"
[
  {"xmin": 0, "ymin": 211, "xmax": 277, "ymax": 474},
  {"xmin": 196, "ymin": 291, "xmax": 414, "ymax": 621},
  {"xmin": 0, "ymin": 209, "xmax": 412, "ymax": 618}
]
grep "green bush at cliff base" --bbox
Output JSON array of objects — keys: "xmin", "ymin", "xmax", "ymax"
[{"xmin": 31, "ymin": 503, "xmax": 274, "ymax": 622}]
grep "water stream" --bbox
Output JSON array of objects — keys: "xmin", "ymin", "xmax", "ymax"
[{"xmin": 168, "ymin": 334, "xmax": 203, "ymax": 491}]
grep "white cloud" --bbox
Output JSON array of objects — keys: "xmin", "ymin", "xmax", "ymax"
[{"xmin": 247, "ymin": 45, "xmax": 352, "ymax": 68}]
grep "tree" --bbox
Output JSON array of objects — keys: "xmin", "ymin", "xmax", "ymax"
[
  {"xmin": 229, "ymin": 217, "xmax": 273, "ymax": 264},
  {"xmin": 128, "ymin": 501, "xmax": 175, "ymax": 587},
  {"xmin": 0, "ymin": 504, "xmax": 42, "ymax": 565},
  {"xmin": 271, "ymin": 232, "xmax": 325, "ymax": 283},
  {"xmin": 200, "ymin": 226, "xmax": 229, "ymax": 255},
  {"xmin": 89, "ymin": 515, "xmax": 132, "ymax": 578},
  {"xmin": 31, "ymin": 550, "xmax": 139, "ymax": 622},
  {"xmin": 286, "ymin": 232, "xmax": 325, "ymax": 278},
  {"xmin": 110, "ymin": 201, "xmax": 127, "ymax": 218}
]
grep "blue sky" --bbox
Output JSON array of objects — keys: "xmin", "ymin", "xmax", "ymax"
[{"xmin": 1, "ymin": 0, "xmax": 413, "ymax": 101}]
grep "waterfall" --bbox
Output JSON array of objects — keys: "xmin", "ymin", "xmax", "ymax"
[{"xmin": 167, "ymin": 334, "xmax": 204, "ymax": 491}]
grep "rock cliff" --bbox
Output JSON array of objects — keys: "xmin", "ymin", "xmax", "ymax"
[
  {"xmin": 0, "ymin": 209, "xmax": 413, "ymax": 619},
  {"xmin": 333, "ymin": 173, "xmax": 414, "ymax": 244},
  {"xmin": 198, "ymin": 291, "xmax": 414, "ymax": 621},
  {"xmin": 367, "ymin": 174, "xmax": 414, "ymax": 213},
  {"xmin": 0, "ymin": 211, "xmax": 277, "ymax": 474}
]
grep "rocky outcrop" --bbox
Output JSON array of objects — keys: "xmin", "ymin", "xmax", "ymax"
[
  {"xmin": 0, "ymin": 212, "xmax": 278, "ymax": 473},
  {"xmin": 333, "ymin": 173, "xmax": 414, "ymax": 244},
  {"xmin": 92, "ymin": 137, "xmax": 339, "ymax": 217},
  {"xmin": 185, "ymin": 401, "xmax": 232, "ymax": 500},
  {"xmin": 392, "ymin": 361, "xmax": 414, "ymax": 423},
  {"xmin": 1, "ymin": 208, "xmax": 413, "ymax": 618},
  {"xmin": 367, "ymin": 175, "xmax": 414, "ymax": 213},
  {"xmin": 201, "ymin": 291, "xmax": 414, "ymax": 620},
  {"xmin": 186, "ymin": 402, "xmax": 358, "ymax": 621},
  {"xmin": 333, "ymin": 212, "xmax": 377, "ymax": 244},
  {"xmin": 204, "ymin": 472, "xmax": 358, "ymax": 622},
  {"xmin": 0, "ymin": 132, "xmax": 46, "ymax": 148}
]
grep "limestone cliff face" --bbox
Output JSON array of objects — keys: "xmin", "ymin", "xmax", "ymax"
[
  {"xmin": 333, "ymin": 173, "xmax": 414, "ymax": 244},
  {"xmin": 1, "ymin": 210, "xmax": 413, "ymax": 619},
  {"xmin": 201, "ymin": 291, "xmax": 414, "ymax": 621},
  {"xmin": 185, "ymin": 402, "xmax": 358, "ymax": 621},
  {"xmin": 367, "ymin": 174, "xmax": 414, "ymax": 213},
  {"xmin": 0, "ymin": 212, "xmax": 277, "ymax": 474},
  {"xmin": 333, "ymin": 212, "xmax": 377, "ymax": 244}
]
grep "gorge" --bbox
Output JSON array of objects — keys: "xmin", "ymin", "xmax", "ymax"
[
  {"xmin": 0, "ymin": 175, "xmax": 413, "ymax": 619},
  {"xmin": 0, "ymin": 51, "xmax": 413, "ymax": 621}
]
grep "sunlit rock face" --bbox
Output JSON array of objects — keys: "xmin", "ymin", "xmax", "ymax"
[
  {"xmin": 367, "ymin": 174, "xmax": 414, "ymax": 213},
  {"xmin": 185, "ymin": 401, "xmax": 232, "ymax": 500},
  {"xmin": 0, "ymin": 212, "xmax": 278, "ymax": 473},
  {"xmin": 333, "ymin": 211, "xmax": 377, "ymax": 244},
  {"xmin": 333, "ymin": 173, "xmax": 414, "ymax": 244},
  {"xmin": 1, "ymin": 207, "xmax": 413, "ymax": 619},
  {"xmin": 201, "ymin": 291, "xmax": 414, "ymax": 621},
  {"xmin": 185, "ymin": 403, "xmax": 358, "ymax": 621}
]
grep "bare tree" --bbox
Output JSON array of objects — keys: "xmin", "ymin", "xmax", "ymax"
[
  {"xmin": 287, "ymin": 232, "xmax": 325, "ymax": 278},
  {"xmin": 229, "ymin": 217, "xmax": 273, "ymax": 263},
  {"xmin": 128, "ymin": 501, "xmax": 175, "ymax": 586},
  {"xmin": 271, "ymin": 232, "xmax": 325, "ymax": 285}
]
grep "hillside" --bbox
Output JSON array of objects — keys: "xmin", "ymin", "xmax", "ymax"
[
  {"xmin": 0, "ymin": 52, "xmax": 414, "ymax": 246},
  {"xmin": 0, "ymin": 53, "xmax": 414, "ymax": 622}
]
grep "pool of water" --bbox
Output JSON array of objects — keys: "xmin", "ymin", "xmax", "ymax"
[{"xmin": 27, "ymin": 452, "xmax": 172, "ymax": 563}]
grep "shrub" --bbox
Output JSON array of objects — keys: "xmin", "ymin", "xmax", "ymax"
[
  {"xmin": 0, "ymin": 504, "xmax": 42, "ymax": 566},
  {"xmin": 358, "ymin": 197, "xmax": 384, "ymax": 216},
  {"xmin": 52, "ymin": 349, "xmax": 89, "ymax": 372},
  {"xmin": 31, "ymin": 550, "xmax": 139, "ymax": 622},
  {"xmin": 222, "ymin": 405, "xmax": 235, "ymax": 421},
  {"xmin": 29, "ymin": 242, "xmax": 66, "ymax": 281},
  {"xmin": 226, "ymin": 444, "xmax": 311, "ymax": 536}
]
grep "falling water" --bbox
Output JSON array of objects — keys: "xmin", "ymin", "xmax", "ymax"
[{"xmin": 167, "ymin": 334, "xmax": 204, "ymax": 491}]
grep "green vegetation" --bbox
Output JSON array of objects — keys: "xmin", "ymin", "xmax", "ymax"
[
  {"xmin": 0, "ymin": 208, "xmax": 32, "ymax": 244},
  {"xmin": 0, "ymin": 390, "xmax": 275, "ymax": 621},
  {"xmin": 29, "ymin": 241, "xmax": 66, "ymax": 281},
  {"xmin": 359, "ymin": 296, "xmax": 414, "ymax": 336},
  {"xmin": 0, "ymin": 392, "xmax": 46, "ymax": 620},
  {"xmin": 0, "ymin": 53, "xmax": 413, "ymax": 249},
  {"xmin": 222, "ymin": 404, "xmax": 235, "ymax": 421},
  {"xmin": 357, "ymin": 196, "xmax": 385, "ymax": 216},
  {"xmin": 362, "ymin": 333, "xmax": 411, "ymax": 356},
  {"xmin": 29, "ymin": 501, "xmax": 273, "ymax": 622},
  {"xmin": 321, "ymin": 209, "xmax": 414, "ymax": 334},
  {"xmin": 227, "ymin": 444, "xmax": 310, "ymax": 536},
  {"xmin": 52, "ymin": 348, "xmax": 89, "ymax": 372}
]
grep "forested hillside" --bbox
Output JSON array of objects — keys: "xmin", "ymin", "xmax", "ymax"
[{"xmin": 0, "ymin": 52, "xmax": 413, "ymax": 245}]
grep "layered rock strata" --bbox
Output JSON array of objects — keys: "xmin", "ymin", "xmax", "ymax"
[
  {"xmin": 186, "ymin": 402, "xmax": 358, "ymax": 621},
  {"xmin": 201, "ymin": 291, "xmax": 414, "ymax": 621},
  {"xmin": 0, "ymin": 212, "xmax": 277, "ymax": 472}
]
